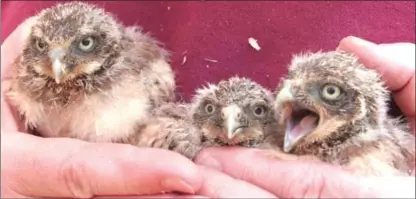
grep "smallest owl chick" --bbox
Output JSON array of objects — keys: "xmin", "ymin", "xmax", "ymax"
[
  {"xmin": 269, "ymin": 51, "xmax": 415, "ymax": 176},
  {"xmin": 189, "ymin": 76, "xmax": 277, "ymax": 147}
]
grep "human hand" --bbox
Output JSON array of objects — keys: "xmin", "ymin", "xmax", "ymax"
[
  {"xmin": 1, "ymin": 18, "xmax": 204, "ymax": 199},
  {"xmin": 195, "ymin": 36, "xmax": 416, "ymax": 198},
  {"xmin": 195, "ymin": 147, "xmax": 415, "ymax": 198},
  {"xmin": 338, "ymin": 36, "xmax": 415, "ymax": 134},
  {"xmin": 1, "ymin": 132, "xmax": 205, "ymax": 198}
]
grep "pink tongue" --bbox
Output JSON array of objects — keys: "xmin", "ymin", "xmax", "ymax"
[{"xmin": 289, "ymin": 115, "xmax": 318, "ymax": 138}]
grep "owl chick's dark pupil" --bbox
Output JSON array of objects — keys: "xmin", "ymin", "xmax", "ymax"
[
  {"xmin": 36, "ymin": 39, "xmax": 46, "ymax": 50},
  {"xmin": 82, "ymin": 39, "xmax": 90, "ymax": 46},
  {"xmin": 254, "ymin": 107, "xmax": 263, "ymax": 115},
  {"xmin": 78, "ymin": 36, "xmax": 96, "ymax": 52},
  {"xmin": 327, "ymin": 87, "xmax": 336, "ymax": 95},
  {"xmin": 38, "ymin": 42, "xmax": 45, "ymax": 48},
  {"xmin": 207, "ymin": 106, "xmax": 213, "ymax": 113},
  {"xmin": 205, "ymin": 103, "xmax": 214, "ymax": 113}
]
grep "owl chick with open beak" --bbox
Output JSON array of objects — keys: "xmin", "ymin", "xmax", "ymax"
[
  {"xmin": 190, "ymin": 76, "xmax": 277, "ymax": 147},
  {"xmin": 267, "ymin": 51, "xmax": 415, "ymax": 176}
]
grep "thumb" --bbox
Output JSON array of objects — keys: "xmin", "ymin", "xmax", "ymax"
[
  {"xmin": 337, "ymin": 36, "xmax": 415, "ymax": 128},
  {"xmin": 1, "ymin": 17, "xmax": 39, "ymax": 132},
  {"xmin": 1, "ymin": 16, "xmax": 37, "ymax": 81},
  {"xmin": 195, "ymin": 147, "xmax": 415, "ymax": 198},
  {"xmin": 1, "ymin": 132, "xmax": 202, "ymax": 198}
]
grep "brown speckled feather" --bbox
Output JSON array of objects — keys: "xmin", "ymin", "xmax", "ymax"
[
  {"xmin": 129, "ymin": 102, "xmax": 204, "ymax": 160},
  {"xmin": 269, "ymin": 51, "xmax": 415, "ymax": 176},
  {"xmin": 5, "ymin": 2, "xmax": 175, "ymax": 143}
]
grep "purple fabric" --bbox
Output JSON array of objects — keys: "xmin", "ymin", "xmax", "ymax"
[{"xmin": 2, "ymin": 1, "xmax": 415, "ymax": 102}]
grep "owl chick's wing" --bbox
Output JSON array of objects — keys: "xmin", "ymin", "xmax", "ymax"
[
  {"xmin": 387, "ymin": 118, "xmax": 415, "ymax": 173},
  {"xmin": 126, "ymin": 103, "xmax": 204, "ymax": 160},
  {"xmin": 337, "ymin": 126, "xmax": 414, "ymax": 177}
]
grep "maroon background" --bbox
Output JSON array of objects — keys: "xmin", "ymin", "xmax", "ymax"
[{"xmin": 2, "ymin": 1, "xmax": 415, "ymax": 104}]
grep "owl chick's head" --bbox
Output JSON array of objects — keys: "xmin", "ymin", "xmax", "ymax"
[
  {"xmin": 21, "ymin": 2, "xmax": 123, "ymax": 84},
  {"xmin": 275, "ymin": 51, "xmax": 389, "ymax": 153},
  {"xmin": 191, "ymin": 76, "xmax": 275, "ymax": 146}
]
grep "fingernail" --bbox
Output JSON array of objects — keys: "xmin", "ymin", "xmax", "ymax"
[
  {"xmin": 197, "ymin": 155, "xmax": 222, "ymax": 171},
  {"xmin": 161, "ymin": 177, "xmax": 195, "ymax": 194}
]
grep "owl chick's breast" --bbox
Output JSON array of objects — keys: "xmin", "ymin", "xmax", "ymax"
[{"xmin": 6, "ymin": 2, "xmax": 175, "ymax": 143}]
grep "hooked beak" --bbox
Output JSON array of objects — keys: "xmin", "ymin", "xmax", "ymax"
[
  {"xmin": 275, "ymin": 80, "xmax": 294, "ymax": 106},
  {"xmin": 276, "ymin": 80, "xmax": 319, "ymax": 153},
  {"xmin": 275, "ymin": 80, "xmax": 297, "ymax": 152},
  {"xmin": 222, "ymin": 104, "xmax": 245, "ymax": 139},
  {"xmin": 48, "ymin": 47, "xmax": 67, "ymax": 84}
]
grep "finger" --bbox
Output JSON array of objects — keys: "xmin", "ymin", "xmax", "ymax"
[
  {"xmin": 94, "ymin": 194, "xmax": 208, "ymax": 198},
  {"xmin": 196, "ymin": 165, "xmax": 276, "ymax": 198},
  {"xmin": 2, "ymin": 132, "xmax": 202, "ymax": 198},
  {"xmin": 195, "ymin": 147, "xmax": 381, "ymax": 198},
  {"xmin": 337, "ymin": 36, "xmax": 415, "ymax": 122},
  {"xmin": 1, "ymin": 17, "xmax": 38, "ymax": 133},
  {"xmin": 337, "ymin": 36, "xmax": 415, "ymax": 92},
  {"xmin": 1, "ymin": 93, "xmax": 19, "ymax": 132},
  {"xmin": 1, "ymin": 16, "xmax": 38, "ymax": 81},
  {"xmin": 393, "ymin": 74, "xmax": 415, "ymax": 133}
]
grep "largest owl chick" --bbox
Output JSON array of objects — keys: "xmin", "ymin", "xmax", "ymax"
[
  {"xmin": 271, "ymin": 51, "xmax": 415, "ymax": 176},
  {"xmin": 190, "ymin": 77, "xmax": 278, "ymax": 148},
  {"xmin": 5, "ymin": 2, "xmax": 175, "ymax": 142}
]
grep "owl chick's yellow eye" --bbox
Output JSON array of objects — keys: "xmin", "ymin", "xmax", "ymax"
[
  {"xmin": 35, "ymin": 39, "xmax": 47, "ymax": 51},
  {"xmin": 78, "ymin": 36, "xmax": 95, "ymax": 52},
  {"xmin": 321, "ymin": 84, "xmax": 342, "ymax": 100},
  {"xmin": 204, "ymin": 103, "xmax": 215, "ymax": 114}
]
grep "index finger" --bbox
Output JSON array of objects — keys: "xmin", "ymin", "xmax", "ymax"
[
  {"xmin": 2, "ymin": 132, "xmax": 203, "ymax": 198},
  {"xmin": 196, "ymin": 165, "xmax": 276, "ymax": 198},
  {"xmin": 1, "ymin": 17, "xmax": 39, "ymax": 132},
  {"xmin": 195, "ymin": 147, "xmax": 380, "ymax": 198}
]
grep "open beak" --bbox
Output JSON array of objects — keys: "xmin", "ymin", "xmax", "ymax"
[
  {"xmin": 275, "ymin": 80, "xmax": 319, "ymax": 153},
  {"xmin": 222, "ymin": 104, "xmax": 245, "ymax": 139},
  {"xmin": 48, "ymin": 47, "xmax": 67, "ymax": 84}
]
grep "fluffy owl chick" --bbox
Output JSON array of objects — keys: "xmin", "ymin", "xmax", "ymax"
[
  {"xmin": 5, "ymin": 2, "xmax": 175, "ymax": 142},
  {"xmin": 271, "ymin": 51, "xmax": 415, "ymax": 176},
  {"xmin": 190, "ymin": 76, "xmax": 277, "ymax": 147}
]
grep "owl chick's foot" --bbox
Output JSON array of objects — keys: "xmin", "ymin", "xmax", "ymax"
[
  {"xmin": 167, "ymin": 126, "xmax": 204, "ymax": 161},
  {"xmin": 135, "ymin": 116, "xmax": 204, "ymax": 160}
]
